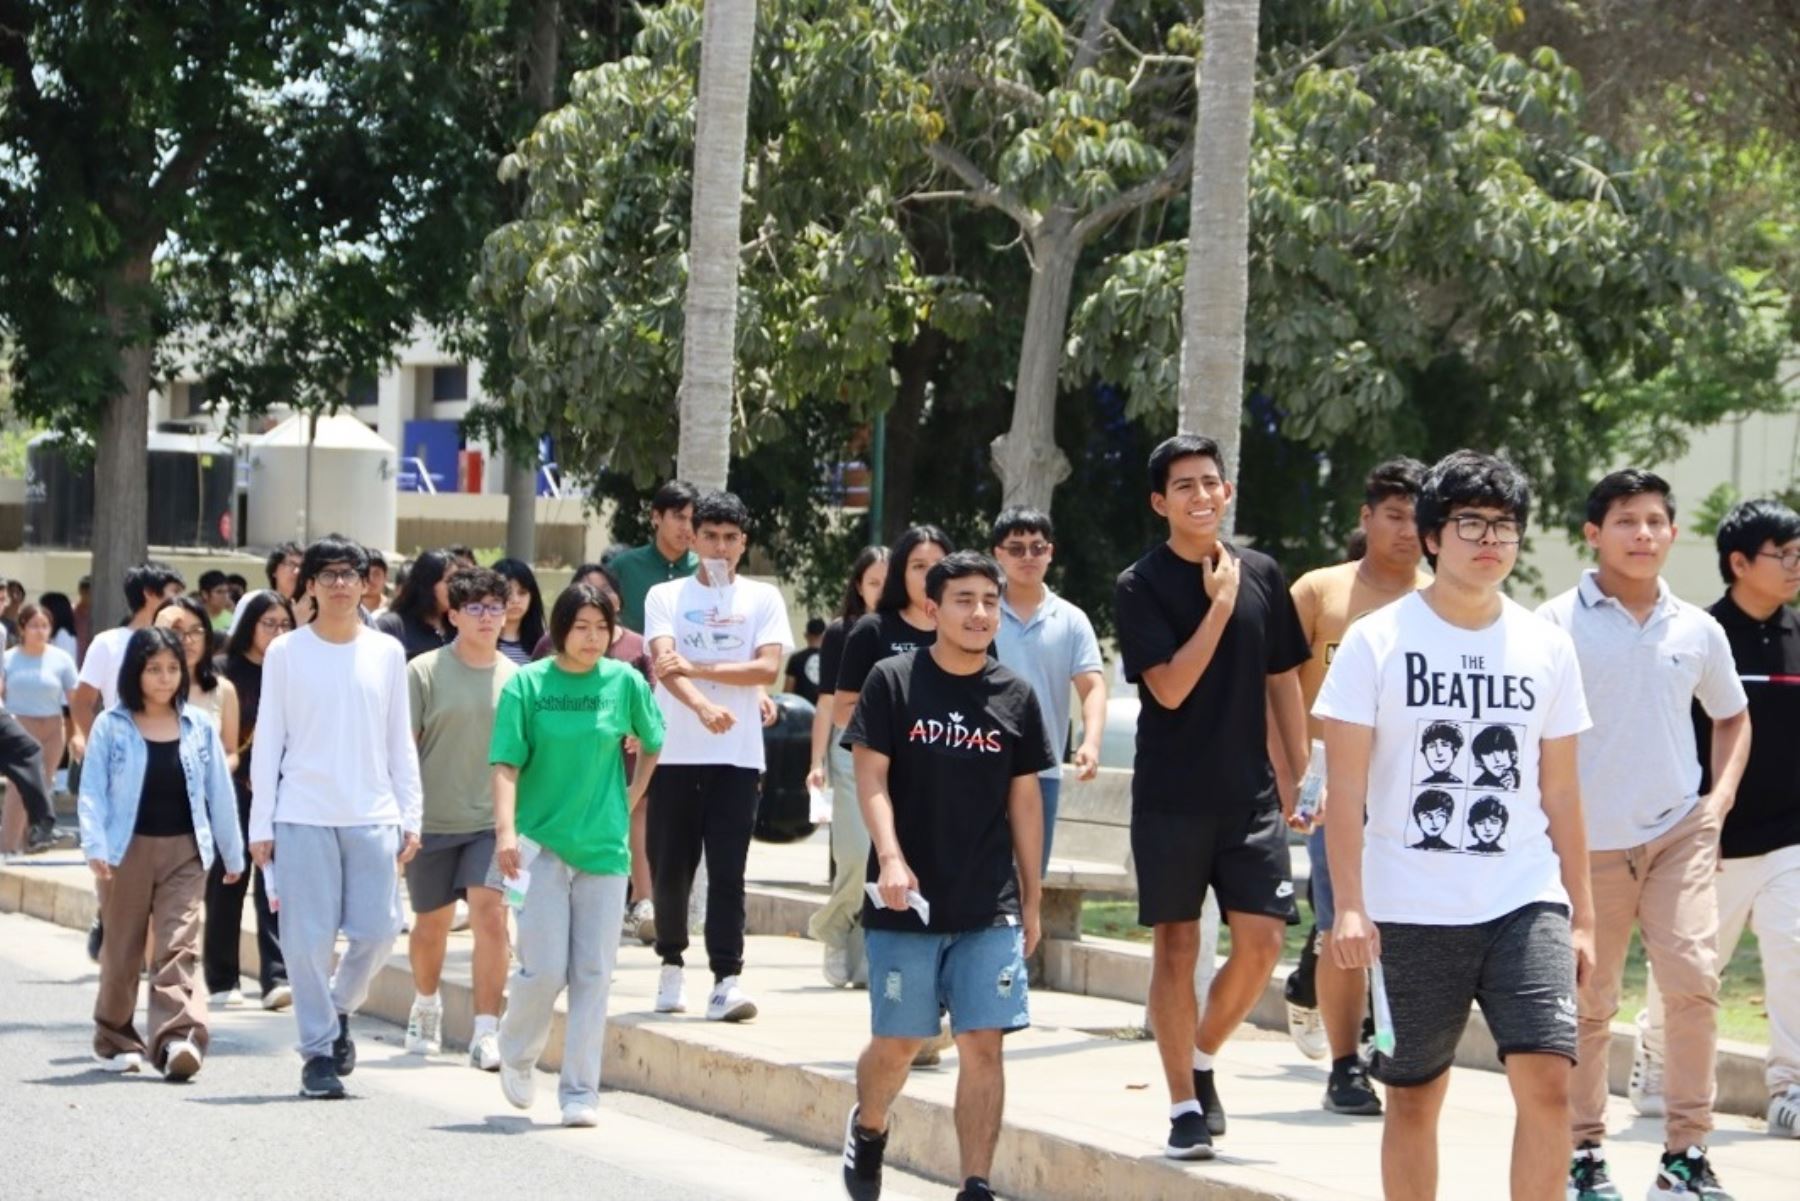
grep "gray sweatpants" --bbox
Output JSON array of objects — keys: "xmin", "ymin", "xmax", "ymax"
[
  {"xmin": 498, "ymin": 847, "xmax": 628, "ymax": 1111},
  {"xmin": 274, "ymin": 822, "xmax": 402, "ymax": 1061}
]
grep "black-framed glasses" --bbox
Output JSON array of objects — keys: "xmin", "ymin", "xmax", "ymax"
[
  {"xmin": 257, "ymin": 617, "xmax": 295, "ymax": 633},
  {"xmin": 461, "ymin": 603, "xmax": 506, "ymax": 618},
  {"xmin": 1450, "ymin": 515, "xmax": 1523, "ymax": 545},
  {"xmin": 1757, "ymin": 548, "xmax": 1800, "ymax": 570},
  {"xmin": 314, "ymin": 569, "xmax": 362, "ymax": 588},
  {"xmin": 174, "ymin": 627, "xmax": 208, "ymax": 644},
  {"xmin": 999, "ymin": 542, "xmax": 1052, "ymax": 558}
]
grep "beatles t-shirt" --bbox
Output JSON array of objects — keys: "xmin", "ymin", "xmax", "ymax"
[
  {"xmin": 842, "ymin": 648, "xmax": 1055, "ymax": 934},
  {"xmin": 1312, "ymin": 592, "xmax": 1591, "ymax": 926}
]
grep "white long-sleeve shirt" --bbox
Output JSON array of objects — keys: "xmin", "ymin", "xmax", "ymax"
[{"xmin": 248, "ymin": 624, "xmax": 423, "ymax": 842}]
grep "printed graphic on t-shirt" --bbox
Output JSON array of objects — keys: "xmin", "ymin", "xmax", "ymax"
[
  {"xmin": 905, "ymin": 709, "xmax": 1006, "ymax": 755},
  {"xmin": 679, "ymin": 602, "xmax": 748, "ymax": 654},
  {"xmin": 1407, "ymin": 717, "xmax": 1522, "ymax": 855}
]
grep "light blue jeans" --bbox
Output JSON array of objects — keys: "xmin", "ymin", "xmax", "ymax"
[{"xmin": 1039, "ymin": 774, "xmax": 1062, "ymax": 874}]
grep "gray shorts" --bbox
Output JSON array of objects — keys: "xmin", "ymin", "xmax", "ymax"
[
  {"xmin": 1372, "ymin": 901, "xmax": 1576, "ymax": 1087},
  {"xmin": 404, "ymin": 830, "xmax": 498, "ymax": 914}
]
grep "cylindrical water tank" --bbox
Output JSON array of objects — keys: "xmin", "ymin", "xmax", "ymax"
[
  {"xmin": 246, "ymin": 413, "xmax": 397, "ymax": 552},
  {"xmin": 24, "ymin": 428, "xmax": 237, "ymax": 549}
]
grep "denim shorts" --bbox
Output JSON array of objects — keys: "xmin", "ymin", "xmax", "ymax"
[
  {"xmin": 1306, "ymin": 825, "xmax": 1336, "ymax": 932},
  {"xmin": 864, "ymin": 924, "xmax": 1030, "ymax": 1038}
]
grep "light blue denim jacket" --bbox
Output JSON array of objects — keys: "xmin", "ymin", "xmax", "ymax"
[{"xmin": 77, "ymin": 705, "xmax": 245, "ymax": 873}]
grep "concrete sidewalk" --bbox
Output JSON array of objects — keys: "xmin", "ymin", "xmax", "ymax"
[{"xmin": 3, "ymin": 850, "xmax": 1792, "ymax": 1200}]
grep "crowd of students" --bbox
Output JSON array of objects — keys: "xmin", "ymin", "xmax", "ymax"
[{"xmin": 9, "ymin": 439, "xmax": 1793, "ymax": 1201}]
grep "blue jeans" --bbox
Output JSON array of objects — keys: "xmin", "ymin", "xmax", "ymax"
[
  {"xmin": 865, "ymin": 923, "xmax": 1030, "ymax": 1037},
  {"xmin": 1040, "ymin": 774, "xmax": 1061, "ymax": 874},
  {"xmin": 1306, "ymin": 824, "xmax": 1336, "ymax": 931}
]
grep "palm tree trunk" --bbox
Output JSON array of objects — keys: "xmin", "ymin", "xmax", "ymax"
[
  {"xmin": 677, "ymin": 0, "xmax": 758, "ymax": 493},
  {"xmin": 1178, "ymin": 0, "xmax": 1260, "ymax": 531},
  {"xmin": 990, "ymin": 221, "xmax": 1078, "ymax": 511}
]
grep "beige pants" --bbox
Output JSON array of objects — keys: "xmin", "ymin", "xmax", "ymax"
[
  {"xmin": 93, "ymin": 834, "xmax": 208, "ymax": 1068},
  {"xmin": 1573, "ymin": 802, "xmax": 1720, "ymax": 1151},
  {"xmin": 1, "ymin": 715, "xmax": 62, "ymax": 852}
]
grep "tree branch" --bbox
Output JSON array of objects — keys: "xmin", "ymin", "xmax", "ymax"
[
  {"xmin": 1071, "ymin": 0, "xmax": 1119, "ymax": 78},
  {"xmin": 923, "ymin": 140, "xmax": 1035, "ymax": 231},
  {"xmin": 1103, "ymin": 20, "xmax": 1196, "ymax": 95},
  {"xmin": 927, "ymin": 65, "xmax": 1046, "ymax": 112},
  {"xmin": 1071, "ymin": 140, "xmax": 1194, "ymax": 244},
  {"xmin": 148, "ymin": 128, "xmax": 222, "ymax": 216},
  {"xmin": 0, "ymin": 0, "xmax": 46, "ymax": 138},
  {"xmin": 1267, "ymin": 0, "xmax": 1448, "ymax": 88}
]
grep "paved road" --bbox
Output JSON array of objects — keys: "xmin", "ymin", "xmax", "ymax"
[{"xmin": 0, "ymin": 911, "xmax": 937, "ymax": 1200}]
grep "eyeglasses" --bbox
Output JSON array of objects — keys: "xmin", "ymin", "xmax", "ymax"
[
  {"xmin": 1449, "ymin": 515, "xmax": 1523, "ymax": 545},
  {"xmin": 461, "ymin": 603, "xmax": 506, "ymax": 618},
  {"xmin": 999, "ymin": 542, "xmax": 1052, "ymax": 559},
  {"xmin": 173, "ymin": 627, "xmax": 208, "ymax": 644},
  {"xmin": 314, "ymin": 569, "xmax": 362, "ymax": 588},
  {"xmin": 257, "ymin": 617, "xmax": 295, "ymax": 633},
  {"xmin": 1756, "ymin": 548, "xmax": 1800, "ymax": 570}
]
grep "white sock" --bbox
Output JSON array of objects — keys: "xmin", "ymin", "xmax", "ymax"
[
  {"xmin": 1192, "ymin": 1049, "xmax": 1214, "ymax": 1073},
  {"xmin": 473, "ymin": 1014, "xmax": 498, "ymax": 1038},
  {"xmin": 415, "ymin": 991, "xmax": 441, "ymax": 1008},
  {"xmin": 1170, "ymin": 1100, "xmax": 1202, "ymax": 1119}
]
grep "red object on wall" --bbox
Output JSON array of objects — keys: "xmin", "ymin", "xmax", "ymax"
[{"xmin": 458, "ymin": 448, "xmax": 484, "ymax": 494}]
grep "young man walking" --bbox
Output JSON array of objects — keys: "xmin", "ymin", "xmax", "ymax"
[
  {"xmin": 249, "ymin": 536, "xmax": 423, "ymax": 1099},
  {"xmin": 1113, "ymin": 434, "xmax": 1312, "ymax": 1159},
  {"xmin": 1317, "ymin": 450, "xmax": 1595, "ymax": 1201},
  {"xmin": 1280, "ymin": 458, "xmax": 1430, "ymax": 1116},
  {"xmin": 403, "ymin": 567, "xmax": 517, "ymax": 1071},
  {"xmin": 611, "ymin": 479, "xmax": 699, "ymax": 633},
  {"xmin": 1635, "ymin": 499, "xmax": 1800, "ymax": 1142},
  {"xmin": 838, "ymin": 552, "xmax": 1053, "ymax": 1201},
  {"xmin": 990, "ymin": 507, "xmax": 1105, "ymax": 867},
  {"xmin": 644, "ymin": 490, "xmax": 792, "ymax": 1021},
  {"xmin": 1537, "ymin": 470, "xmax": 1749, "ymax": 1201}
]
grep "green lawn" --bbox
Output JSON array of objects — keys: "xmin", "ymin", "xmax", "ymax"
[{"xmin": 1080, "ymin": 899, "xmax": 1771, "ymax": 1044}]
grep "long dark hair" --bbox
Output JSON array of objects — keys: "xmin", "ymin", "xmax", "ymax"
[
  {"xmin": 838, "ymin": 545, "xmax": 889, "ymax": 623},
  {"xmin": 224, "ymin": 590, "xmax": 296, "ymax": 667},
  {"xmin": 38, "ymin": 592, "xmax": 77, "ymax": 641},
  {"xmin": 491, "ymin": 557, "xmax": 547, "ymax": 651},
  {"xmin": 117, "ymin": 628, "xmax": 190, "ymax": 713},
  {"xmin": 388, "ymin": 548, "xmax": 456, "ymax": 627},
  {"xmin": 877, "ymin": 525, "xmax": 953, "ymax": 614},
  {"xmin": 154, "ymin": 594, "xmax": 219, "ymax": 692}
]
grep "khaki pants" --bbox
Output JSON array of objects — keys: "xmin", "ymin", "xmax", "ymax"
[
  {"xmin": 93, "ymin": 834, "xmax": 208, "ymax": 1068},
  {"xmin": 1573, "ymin": 803, "xmax": 1720, "ymax": 1151}
]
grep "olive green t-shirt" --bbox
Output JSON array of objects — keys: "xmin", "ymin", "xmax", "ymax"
[
  {"xmin": 488, "ymin": 657, "xmax": 666, "ymax": 876},
  {"xmin": 408, "ymin": 645, "xmax": 518, "ymax": 835}
]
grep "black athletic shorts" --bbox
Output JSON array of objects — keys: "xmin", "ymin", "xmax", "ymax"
[
  {"xmin": 1131, "ymin": 796, "xmax": 1299, "ymax": 927},
  {"xmin": 1371, "ymin": 901, "xmax": 1577, "ymax": 1088}
]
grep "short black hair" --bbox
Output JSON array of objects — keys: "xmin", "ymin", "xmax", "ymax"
[
  {"xmin": 198, "ymin": 569, "xmax": 228, "ymax": 592},
  {"xmin": 154, "ymin": 594, "xmax": 219, "ymax": 692},
  {"xmin": 879, "ymin": 525, "xmax": 954, "ymax": 613},
  {"xmin": 692, "ymin": 489, "xmax": 752, "ymax": 534},
  {"xmin": 1415, "ymin": 451, "xmax": 1531, "ymax": 568},
  {"xmin": 548, "ymin": 582, "xmax": 616, "ymax": 654},
  {"xmin": 651, "ymin": 479, "xmax": 701, "ymax": 515},
  {"xmin": 117, "ymin": 627, "xmax": 190, "ymax": 714},
  {"xmin": 265, "ymin": 541, "xmax": 303, "ymax": 591},
  {"xmin": 1365, "ymin": 458, "xmax": 1426, "ymax": 508},
  {"xmin": 444, "ymin": 544, "xmax": 477, "ymax": 566},
  {"xmin": 225, "ymin": 573, "xmax": 248, "ymax": 590},
  {"xmin": 447, "ymin": 566, "xmax": 507, "ymax": 610},
  {"xmin": 1715, "ymin": 498, "xmax": 1800, "ymax": 584},
  {"xmin": 124, "ymin": 561, "xmax": 185, "ymax": 612},
  {"xmin": 366, "ymin": 548, "xmax": 389, "ymax": 573},
  {"xmin": 925, "ymin": 551, "xmax": 1003, "ymax": 603},
  {"xmin": 1412, "ymin": 790, "xmax": 1455, "ymax": 819},
  {"xmin": 1472, "ymin": 725, "xmax": 1518, "ymax": 759},
  {"xmin": 572, "ymin": 560, "xmax": 609, "ymax": 583},
  {"xmin": 1420, "ymin": 721, "xmax": 1463, "ymax": 752},
  {"xmin": 298, "ymin": 534, "xmax": 370, "ymax": 596},
  {"xmin": 1585, "ymin": 468, "xmax": 1674, "ymax": 527},
  {"xmin": 989, "ymin": 507, "xmax": 1055, "ymax": 549},
  {"xmin": 1148, "ymin": 434, "xmax": 1224, "ymax": 495},
  {"xmin": 805, "ymin": 616, "xmax": 827, "ymax": 637},
  {"xmin": 1469, "ymin": 795, "xmax": 1510, "ymax": 828}
]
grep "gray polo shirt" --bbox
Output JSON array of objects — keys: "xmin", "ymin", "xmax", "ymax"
[
  {"xmin": 995, "ymin": 588, "xmax": 1104, "ymax": 779},
  {"xmin": 1537, "ymin": 571, "xmax": 1746, "ymax": 851}
]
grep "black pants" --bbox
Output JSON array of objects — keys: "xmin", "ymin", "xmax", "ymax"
[
  {"xmin": 0, "ymin": 712, "xmax": 54, "ymax": 828},
  {"xmin": 647, "ymin": 764, "xmax": 759, "ymax": 981},
  {"xmin": 202, "ymin": 783, "xmax": 285, "ymax": 994}
]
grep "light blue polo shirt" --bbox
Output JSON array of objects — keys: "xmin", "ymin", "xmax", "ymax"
[{"xmin": 996, "ymin": 588, "xmax": 1104, "ymax": 778}]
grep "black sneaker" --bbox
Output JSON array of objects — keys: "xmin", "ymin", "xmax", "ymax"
[
  {"xmin": 300, "ymin": 1055, "xmax": 345, "ymax": 1099},
  {"xmin": 954, "ymin": 1178, "xmax": 997, "ymax": 1201},
  {"xmin": 1568, "ymin": 1141, "xmax": 1623, "ymax": 1201},
  {"xmin": 1163, "ymin": 1110, "xmax": 1214, "ymax": 1160},
  {"xmin": 1194, "ymin": 1068, "xmax": 1226, "ymax": 1137},
  {"xmin": 1323, "ymin": 1056, "xmax": 1383, "ymax": 1116},
  {"xmin": 1649, "ymin": 1146, "xmax": 1733, "ymax": 1200},
  {"xmin": 25, "ymin": 819, "xmax": 61, "ymax": 854},
  {"xmin": 841, "ymin": 1104, "xmax": 886, "ymax": 1200},
  {"xmin": 1285, "ymin": 925, "xmax": 1320, "ymax": 1008},
  {"xmin": 333, "ymin": 1013, "xmax": 356, "ymax": 1077},
  {"xmin": 85, "ymin": 917, "xmax": 103, "ymax": 963}
]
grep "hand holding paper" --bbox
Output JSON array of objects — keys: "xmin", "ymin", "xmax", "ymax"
[{"xmin": 865, "ymin": 883, "xmax": 930, "ymax": 925}]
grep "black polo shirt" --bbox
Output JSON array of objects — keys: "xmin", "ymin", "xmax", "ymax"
[
  {"xmin": 1114, "ymin": 541, "xmax": 1309, "ymax": 815},
  {"xmin": 1697, "ymin": 593, "xmax": 1800, "ymax": 859}
]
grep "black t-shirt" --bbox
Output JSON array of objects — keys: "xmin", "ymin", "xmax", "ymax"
[
  {"xmin": 818, "ymin": 618, "xmax": 850, "ymax": 703},
  {"xmin": 1696, "ymin": 594, "xmax": 1800, "ymax": 859},
  {"xmin": 834, "ymin": 610, "xmax": 936, "ymax": 696},
  {"xmin": 133, "ymin": 736, "xmax": 196, "ymax": 837},
  {"xmin": 1114, "ymin": 541, "xmax": 1309, "ymax": 815},
  {"xmin": 786, "ymin": 646, "xmax": 822, "ymax": 705},
  {"xmin": 843, "ymin": 649, "xmax": 1055, "ymax": 933},
  {"xmin": 375, "ymin": 610, "xmax": 450, "ymax": 662}
]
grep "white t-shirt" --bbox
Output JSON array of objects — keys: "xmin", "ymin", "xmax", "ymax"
[
  {"xmin": 1312, "ymin": 592, "xmax": 1591, "ymax": 926},
  {"xmin": 644, "ymin": 573, "xmax": 793, "ymax": 769},
  {"xmin": 77, "ymin": 626, "xmax": 136, "ymax": 710}
]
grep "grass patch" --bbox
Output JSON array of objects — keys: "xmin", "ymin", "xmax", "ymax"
[{"xmin": 1080, "ymin": 900, "xmax": 1771, "ymax": 1044}]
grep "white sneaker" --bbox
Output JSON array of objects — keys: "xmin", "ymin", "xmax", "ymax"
[
  {"xmin": 469, "ymin": 1029, "xmax": 502, "ymax": 1072},
  {"xmin": 94, "ymin": 1051, "xmax": 143, "ymax": 1073},
  {"xmin": 561, "ymin": 1103, "xmax": 599, "ymax": 1128},
  {"xmin": 405, "ymin": 997, "xmax": 443, "ymax": 1055},
  {"xmin": 1770, "ymin": 1084, "xmax": 1800, "ymax": 1138},
  {"xmin": 654, "ymin": 964, "xmax": 687, "ymax": 1014},
  {"xmin": 629, "ymin": 899, "xmax": 657, "ymax": 946},
  {"xmin": 1286, "ymin": 1001, "xmax": 1328, "ymax": 1062},
  {"xmin": 706, "ymin": 975, "xmax": 758, "ymax": 1022},
  {"xmin": 450, "ymin": 901, "xmax": 470, "ymax": 932},
  {"xmin": 499, "ymin": 1059, "xmax": 535, "ymax": 1110},
  {"xmin": 823, "ymin": 944, "xmax": 851, "ymax": 988},
  {"xmin": 1628, "ymin": 1010, "xmax": 1666, "ymax": 1118},
  {"xmin": 261, "ymin": 983, "xmax": 293, "ymax": 1011},
  {"xmin": 210, "ymin": 989, "xmax": 245, "ymax": 1010},
  {"xmin": 162, "ymin": 1038, "xmax": 203, "ymax": 1081}
]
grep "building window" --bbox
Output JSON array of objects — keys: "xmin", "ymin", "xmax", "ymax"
[
  {"xmin": 346, "ymin": 373, "xmax": 377, "ymax": 408},
  {"xmin": 431, "ymin": 364, "xmax": 468, "ymax": 402}
]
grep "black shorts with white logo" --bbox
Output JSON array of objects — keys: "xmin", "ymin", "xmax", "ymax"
[
  {"xmin": 1370, "ymin": 900, "xmax": 1577, "ymax": 1087},
  {"xmin": 1131, "ymin": 795, "xmax": 1299, "ymax": 927}
]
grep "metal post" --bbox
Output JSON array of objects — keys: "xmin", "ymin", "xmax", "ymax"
[{"xmin": 868, "ymin": 409, "xmax": 887, "ymax": 542}]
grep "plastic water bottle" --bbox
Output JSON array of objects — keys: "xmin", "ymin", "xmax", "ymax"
[
  {"xmin": 1369, "ymin": 961, "xmax": 1397, "ymax": 1056},
  {"xmin": 1295, "ymin": 738, "xmax": 1326, "ymax": 828}
]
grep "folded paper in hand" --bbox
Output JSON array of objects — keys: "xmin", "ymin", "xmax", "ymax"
[{"xmin": 864, "ymin": 884, "xmax": 930, "ymax": 925}]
